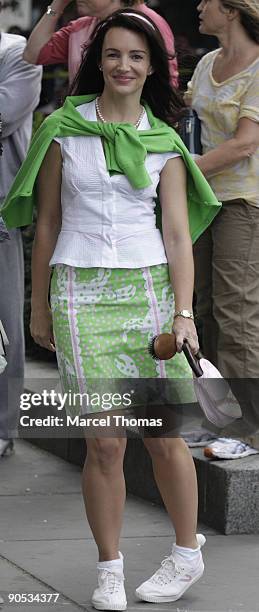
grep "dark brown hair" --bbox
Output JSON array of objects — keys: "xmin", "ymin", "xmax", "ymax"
[
  {"xmin": 69, "ymin": 9, "xmax": 183, "ymax": 126},
  {"xmin": 121, "ymin": 0, "xmax": 144, "ymax": 5},
  {"xmin": 121, "ymin": 0, "xmax": 139, "ymax": 5}
]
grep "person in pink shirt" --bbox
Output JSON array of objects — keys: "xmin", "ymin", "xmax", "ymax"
[{"xmin": 23, "ymin": 0, "xmax": 178, "ymax": 87}]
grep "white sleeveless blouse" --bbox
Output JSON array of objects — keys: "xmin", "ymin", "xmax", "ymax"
[{"xmin": 50, "ymin": 100, "xmax": 179, "ymax": 268}]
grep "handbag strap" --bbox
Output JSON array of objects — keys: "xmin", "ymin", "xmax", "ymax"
[{"xmin": 182, "ymin": 340, "xmax": 203, "ymax": 377}]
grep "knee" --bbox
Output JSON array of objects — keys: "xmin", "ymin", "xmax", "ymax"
[
  {"xmin": 144, "ymin": 437, "xmax": 186, "ymax": 460},
  {"xmin": 86, "ymin": 438, "xmax": 125, "ymax": 472}
]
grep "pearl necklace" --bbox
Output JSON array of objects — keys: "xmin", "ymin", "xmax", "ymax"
[{"xmin": 95, "ymin": 97, "xmax": 145, "ymax": 129}]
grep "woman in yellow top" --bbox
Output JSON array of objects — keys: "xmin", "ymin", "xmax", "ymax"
[{"xmin": 186, "ymin": 0, "xmax": 259, "ymax": 442}]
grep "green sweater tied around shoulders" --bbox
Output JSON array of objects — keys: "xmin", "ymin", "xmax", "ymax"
[{"xmin": 1, "ymin": 94, "xmax": 221, "ymax": 241}]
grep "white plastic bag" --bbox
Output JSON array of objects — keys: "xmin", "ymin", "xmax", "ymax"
[
  {"xmin": 182, "ymin": 343, "xmax": 242, "ymax": 428},
  {"xmin": 0, "ymin": 355, "xmax": 7, "ymax": 374},
  {"xmin": 0, "ymin": 320, "xmax": 9, "ymax": 374}
]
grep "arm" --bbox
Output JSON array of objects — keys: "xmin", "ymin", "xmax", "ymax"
[
  {"xmin": 183, "ymin": 57, "xmax": 202, "ymax": 107},
  {"xmin": 183, "ymin": 81, "xmax": 193, "ymax": 107},
  {"xmin": 23, "ymin": 0, "xmax": 72, "ymax": 64},
  {"xmin": 196, "ymin": 117, "xmax": 259, "ymax": 178},
  {"xmin": 30, "ymin": 141, "xmax": 62, "ymax": 352},
  {"xmin": 0, "ymin": 42, "xmax": 42, "ymax": 138},
  {"xmin": 159, "ymin": 156, "xmax": 199, "ymax": 354}
]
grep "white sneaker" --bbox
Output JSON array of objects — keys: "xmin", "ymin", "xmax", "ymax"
[
  {"xmin": 183, "ymin": 430, "xmax": 218, "ymax": 447},
  {"xmin": 135, "ymin": 535, "xmax": 205, "ymax": 603},
  {"xmin": 0, "ymin": 438, "xmax": 14, "ymax": 457},
  {"xmin": 92, "ymin": 567, "xmax": 127, "ymax": 611},
  {"xmin": 204, "ymin": 437, "xmax": 259, "ymax": 460},
  {"xmin": 196, "ymin": 533, "xmax": 206, "ymax": 547}
]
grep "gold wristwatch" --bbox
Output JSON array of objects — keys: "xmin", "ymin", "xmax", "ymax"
[
  {"xmin": 174, "ymin": 309, "xmax": 194, "ymax": 320},
  {"xmin": 46, "ymin": 5, "xmax": 58, "ymax": 16}
]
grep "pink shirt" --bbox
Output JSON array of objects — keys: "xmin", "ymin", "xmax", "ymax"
[{"xmin": 37, "ymin": 5, "xmax": 178, "ymax": 87}]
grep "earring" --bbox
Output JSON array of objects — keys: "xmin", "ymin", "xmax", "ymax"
[{"xmin": 99, "ymin": 65, "xmax": 103, "ymax": 71}]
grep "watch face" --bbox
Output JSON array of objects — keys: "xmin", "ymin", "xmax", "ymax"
[{"xmin": 181, "ymin": 310, "xmax": 193, "ymax": 318}]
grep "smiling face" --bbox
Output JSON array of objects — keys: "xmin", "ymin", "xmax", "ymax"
[
  {"xmin": 197, "ymin": 0, "xmax": 230, "ymax": 36},
  {"xmin": 101, "ymin": 27, "xmax": 152, "ymax": 98},
  {"xmin": 76, "ymin": 0, "xmax": 122, "ymax": 19}
]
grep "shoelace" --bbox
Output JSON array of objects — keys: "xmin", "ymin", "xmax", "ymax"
[
  {"xmin": 99, "ymin": 569, "xmax": 124, "ymax": 595},
  {"xmin": 150, "ymin": 556, "xmax": 182, "ymax": 585}
]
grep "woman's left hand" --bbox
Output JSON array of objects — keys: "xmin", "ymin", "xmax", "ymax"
[{"xmin": 172, "ymin": 317, "xmax": 199, "ymax": 355}]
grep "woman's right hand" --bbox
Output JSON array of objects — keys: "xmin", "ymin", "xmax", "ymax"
[
  {"xmin": 30, "ymin": 306, "xmax": 56, "ymax": 352},
  {"xmin": 172, "ymin": 316, "xmax": 199, "ymax": 355}
]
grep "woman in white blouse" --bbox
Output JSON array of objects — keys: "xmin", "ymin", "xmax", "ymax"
[{"xmin": 30, "ymin": 11, "xmax": 207, "ymax": 610}]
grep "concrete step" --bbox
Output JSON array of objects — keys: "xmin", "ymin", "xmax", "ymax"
[
  {"xmin": 21, "ymin": 432, "xmax": 259, "ymax": 535},
  {"xmin": 123, "ymin": 437, "xmax": 259, "ymax": 535},
  {"xmin": 22, "ymin": 360, "xmax": 259, "ymax": 535}
]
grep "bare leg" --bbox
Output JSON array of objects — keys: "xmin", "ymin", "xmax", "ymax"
[
  {"xmin": 144, "ymin": 437, "xmax": 198, "ymax": 548},
  {"xmin": 82, "ymin": 437, "xmax": 127, "ymax": 561}
]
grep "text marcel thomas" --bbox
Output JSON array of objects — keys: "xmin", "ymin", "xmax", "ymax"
[{"xmin": 19, "ymin": 390, "xmax": 163, "ymax": 428}]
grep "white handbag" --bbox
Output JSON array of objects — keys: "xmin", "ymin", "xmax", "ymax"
[
  {"xmin": 182, "ymin": 342, "xmax": 242, "ymax": 428},
  {"xmin": 149, "ymin": 333, "xmax": 242, "ymax": 428}
]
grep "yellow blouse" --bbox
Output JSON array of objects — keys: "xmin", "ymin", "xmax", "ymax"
[{"xmin": 187, "ymin": 49, "xmax": 259, "ymax": 206}]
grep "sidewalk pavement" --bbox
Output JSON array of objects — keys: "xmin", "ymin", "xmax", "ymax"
[{"xmin": 0, "ymin": 439, "xmax": 259, "ymax": 612}]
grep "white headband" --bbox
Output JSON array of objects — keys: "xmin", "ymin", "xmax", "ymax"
[
  {"xmin": 100, "ymin": 11, "xmax": 157, "ymax": 32},
  {"xmin": 121, "ymin": 12, "xmax": 156, "ymax": 30}
]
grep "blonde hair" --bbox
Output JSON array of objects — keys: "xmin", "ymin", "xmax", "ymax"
[
  {"xmin": 221, "ymin": 0, "xmax": 259, "ymax": 41},
  {"xmin": 221, "ymin": 0, "xmax": 259, "ymax": 19}
]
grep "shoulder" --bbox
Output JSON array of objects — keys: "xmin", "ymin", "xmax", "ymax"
[
  {"xmin": 0, "ymin": 32, "xmax": 41, "ymax": 79},
  {"xmin": 240, "ymin": 56, "xmax": 259, "ymax": 103},
  {"xmin": 55, "ymin": 98, "xmax": 96, "ymax": 139},
  {"xmin": 66, "ymin": 16, "xmax": 98, "ymax": 34},
  {"xmin": 75, "ymin": 98, "xmax": 96, "ymax": 120},
  {"xmin": 246, "ymin": 56, "xmax": 259, "ymax": 78},
  {"xmin": 189, "ymin": 49, "xmax": 218, "ymax": 86},
  {"xmin": 140, "ymin": 5, "xmax": 172, "ymax": 37},
  {"xmin": 0, "ymin": 32, "xmax": 26, "ymax": 61},
  {"xmin": 196, "ymin": 49, "xmax": 219, "ymax": 71}
]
